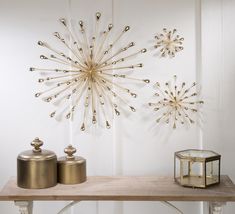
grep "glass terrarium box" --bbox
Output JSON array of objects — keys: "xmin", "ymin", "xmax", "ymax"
[{"xmin": 174, "ymin": 149, "xmax": 221, "ymax": 188}]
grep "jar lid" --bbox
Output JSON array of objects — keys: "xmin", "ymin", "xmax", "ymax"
[
  {"xmin": 18, "ymin": 137, "xmax": 56, "ymax": 161},
  {"xmin": 58, "ymin": 145, "xmax": 86, "ymax": 164}
]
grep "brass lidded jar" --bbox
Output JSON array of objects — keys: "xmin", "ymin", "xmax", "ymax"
[
  {"xmin": 17, "ymin": 137, "xmax": 57, "ymax": 189},
  {"xmin": 57, "ymin": 145, "xmax": 86, "ymax": 184}
]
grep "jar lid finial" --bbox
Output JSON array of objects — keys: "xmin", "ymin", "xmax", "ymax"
[
  {"xmin": 64, "ymin": 145, "xmax": 76, "ymax": 160},
  {"xmin": 31, "ymin": 137, "xmax": 43, "ymax": 153}
]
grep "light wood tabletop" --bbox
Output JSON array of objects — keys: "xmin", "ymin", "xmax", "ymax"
[{"xmin": 0, "ymin": 175, "xmax": 235, "ymax": 202}]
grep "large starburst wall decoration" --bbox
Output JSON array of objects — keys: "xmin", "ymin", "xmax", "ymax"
[
  {"xmin": 154, "ymin": 28, "xmax": 184, "ymax": 58},
  {"xmin": 30, "ymin": 12, "xmax": 150, "ymax": 131},
  {"xmin": 148, "ymin": 75, "xmax": 204, "ymax": 129}
]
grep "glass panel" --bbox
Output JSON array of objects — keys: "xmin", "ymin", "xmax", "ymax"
[
  {"xmin": 182, "ymin": 160, "xmax": 189, "ymax": 176},
  {"xmin": 190, "ymin": 161, "xmax": 203, "ymax": 176},
  {"xmin": 206, "ymin": 160, "xmax": 219, "ymax": 185},
  {"xmin": 174, "ymin": 156, "xmax": 181, "ymax": 179},
  {"xmin": 178, "ymin": 150, "xmax": 218, "ymax": 158},
  {"xmin": 179, "ymin": 161, "xmax": 206, "ymax": 188}
]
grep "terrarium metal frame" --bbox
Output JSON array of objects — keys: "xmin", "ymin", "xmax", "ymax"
[{"xmin": 174, "ymin": 149, "xmax": 221, "ymax": 188}]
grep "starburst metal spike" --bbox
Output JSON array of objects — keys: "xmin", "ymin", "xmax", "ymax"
[
  {"xmin": 32, "ymin": 12, "xmax": 149, "ymax": 131},
  {"xmin": 96, "ymin": 12, "xmax": 101, "ymax": 20},
  {"xmin": 53, "ymin": 32, "xmax": 61, "ymax": 39},
  {"xmin": 40, "ymin": 55, "xmax": 48, "ymax": 59},
  {"xmin": 38, "ymin": 41, "xmax": 44, "ymax": 46},
  {"xmin": 108, "ymin": 24, "xmax": 113, "ymax": 31},
  {"xmin": 79, "ymin": 20, "xmax": 84, "ymax": 29},
  {"xmin": 124, "ymin": 26, "xmax": 130, "ymax": 32},
  {"xmin": 149, "ymin": 76, "xmax": 204, "ymax": 129},
  {"xmin": 80, "ymin": 123, "xmax": 85, "ymax": 131},
  {"xmin": 154, "ymin": 28, "xmax": 184, "ymax": 58},
  {"xmin": 59, "ymin": 18, "xmax": 67, "ymax": 27}
]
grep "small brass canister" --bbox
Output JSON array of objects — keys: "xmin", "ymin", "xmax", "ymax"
[
  {"xmin": 17, "ymin": 138, "xmax": 57, "ymax": 189},
  {"xmin": 58, "ymin": 145, "xmax": 86, "ymax": 184}
]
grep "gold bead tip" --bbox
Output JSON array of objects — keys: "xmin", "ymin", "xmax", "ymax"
[
  {"xmin": 40, "ymin": 55, "xmax": 48, "ymax": 59},
  {"xmin": 108, "ymin": 24, "xmax": 113, "ymax": 31},
  {"xmin": 45, "ymin": 97, "xmax": 52, "ymax": 102},
  {"xmin": 35, "ymin": 93, "xmax": 41, "ymax": 97},
  {"xmin": 37, "ymin": 41, "xmax": 44, "ymax": 46},
  {"xmin": 96, "ymin": 12, "xmax": 101, "ymax": 20},
  {"xmin": 130, "ymin": 106, "xmax": 136, "ymax": 112},
  {"xmin": 92, "ymin": 116, "xmax": 97, "ymax": 124},
  {"xmin": 106, "ymin": 121, "xmax": 111, "ymax": 129},
  {"xmin": 189, "ymin": 119, "xmax": 194, "ymax": 124},
  {"xmin": 79, "ymin": 20, "xmax": 84, "ymax": 28},
  {"xmin": 66, "ymin": 113, "xmax": 71, "ymax": 119},
  {"xmin": 53, "ymin": 32, "xmax": 60, "ymax": 38},
  {"xmin": 59, "ymin": 18, "xmax": 67, "ymax": 26},
  {"xmin": 124, "ymin": 26, "xmax": 130, "ymax": 32},
  {"xmin": 141, "ymin": 48, "xmax": 147, "ymax": 53},
  {"xmin": 115, "ymin": 109, "xmax": 120, "ymax": 116},
  {"xmin": 80, "ymin": 123, "xmax": 85, "ymax": 131},
  {"xmin": 130, "ymin": 93, "xmax": 137, "ymax": 98},
  {"xmin": 129, "ymin": 42, "xmax": 135, "ymax": 47},
  {"xmin": 143, "ymin": 79, "xmax": 150, "ymax": 83},
  {"xmin": 155, "ymin": 82, "xmax": 160, "ymax": 87},
  {"xmin": 38, "ymin": 79, "xmax": 44, "ymax": 83},
  {"xmin": 50, "ymin": 111, "xmax": 56, "ymax": 118}
]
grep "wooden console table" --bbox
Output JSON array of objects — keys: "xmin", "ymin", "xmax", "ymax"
[{"xmin": 0, "ymin": 175, "xmax": 235, "ymax": 214}]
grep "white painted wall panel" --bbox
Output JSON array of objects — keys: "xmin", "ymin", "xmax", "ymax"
[
  {"xmin": 113, "ymin": 0, "xmax": 200, "ymax": 213},
  {"xmin": 0, "ymin": 0, "xmax": 72, "ymax": 213},
  {"xmin": 201, "ymin": 0, "xmax": 235, "ymax": 213}
]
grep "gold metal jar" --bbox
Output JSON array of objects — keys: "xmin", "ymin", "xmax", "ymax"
[
  {"xmin": 57, "ymin": 145, "xmax": 86, "ymax": 184},
  {"xmin": 17, "ymin": 137, "xmax": 57, "ymax": 189}
]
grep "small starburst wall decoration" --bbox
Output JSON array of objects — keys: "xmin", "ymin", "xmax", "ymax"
[
  {"xmin": 154, "ymin": 28, "xmax": 184, "ymax": 58},
  {"xmin": 30, "ymin": 12, "xmax": 150, "ymax": 131},
  {"xmin": 148, "ymin": 75, "xmax": 204, "ymax": 129}
]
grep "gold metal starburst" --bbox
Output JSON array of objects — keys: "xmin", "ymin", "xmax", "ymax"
[
  {"xmin": 154, "ymin": 28, "xmax": 184, "ymax": 58},
  {"xmin": 148, "ymin": 75, "xmax": 204, "ymax": 129},
  {"xmin": 30, "ymin": 12, "xmax": 150, "ymax": 131}
]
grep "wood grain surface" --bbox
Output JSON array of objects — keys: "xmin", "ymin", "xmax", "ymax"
[{"xmin": 0, "ymin": 176, "xmax": 235, "ymax": 201}]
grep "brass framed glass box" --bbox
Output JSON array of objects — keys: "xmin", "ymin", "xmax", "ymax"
[{"xmin": 174, "ymin": 149, "xmax": 221, "ymax": 188}]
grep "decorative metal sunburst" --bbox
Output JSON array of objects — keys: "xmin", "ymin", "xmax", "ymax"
[
  {"xmin": 154, "ymin": 28, "xmax": 184, "ymax": 58},
  {"xmin": 148, "ymin": 75, "xmax": 204, "ymax": 129},
  {"xmin": 30, "ymin": 12, "xmax": 150, "ymax": 131}
]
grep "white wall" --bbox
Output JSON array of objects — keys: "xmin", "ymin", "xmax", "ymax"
[
  {"xmin": 201, "ymin": 0, "xmax": 235, "ymax": 213},
  {"xmin": 0, "ymin": 0, "xmax": 234, "ymax": 213}
]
